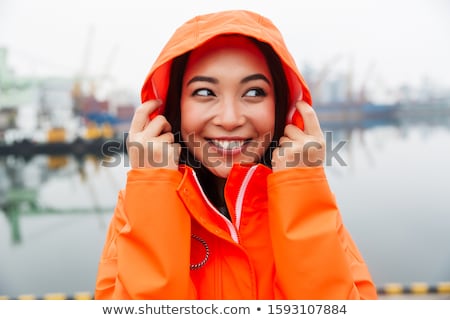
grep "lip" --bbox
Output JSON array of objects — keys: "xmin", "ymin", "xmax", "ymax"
[
  {"xmin": 206, "ymin": 138, "xmax": 251, "ymax": 156},
  {"xmin": 207, "ymin": 136, "xmax": 249, "ymax": 141}
]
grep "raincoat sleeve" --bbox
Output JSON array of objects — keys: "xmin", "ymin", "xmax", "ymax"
[
  {"xmin": 95, "ymin": 168, "xmax": 197, "ymax": 299},
  {"xmin": 267, "ymin": 166, "xmax": 377, "ymax": 299}
]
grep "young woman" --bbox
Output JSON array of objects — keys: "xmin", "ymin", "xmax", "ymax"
[{"xmin": 95, "ymin": 10, "xmax": 377, "ymax": 300}]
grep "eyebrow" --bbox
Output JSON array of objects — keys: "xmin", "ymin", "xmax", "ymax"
[
  {"xmin": 186, "ymin": 76, "xmax": 218, "ymax": 85},
  {"xmin": 186, "ymin": 73, "xmax": 271, "ymax": 86},
  {"xmin": 240, "ymin": 73, "xmax": 271, "ymax": 85}
]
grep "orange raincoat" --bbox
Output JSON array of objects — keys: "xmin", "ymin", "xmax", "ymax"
[{"xmin": 95, "ymin": 10, "xmax": 377, "ymax": 300}]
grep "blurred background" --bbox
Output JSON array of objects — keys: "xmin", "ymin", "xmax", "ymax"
[{"xmin": 1, "ymin": 0, "xmax": 449, "ymax": 299}]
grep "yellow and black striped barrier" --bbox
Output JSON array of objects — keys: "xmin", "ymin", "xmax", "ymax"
[
  {"xmin": 0, "ymin": 292, "xmax": 93, "ymax": 300},
  {"xmin": 377, "ymin": 282, "xmax": 450, "ymax": 296},
  {"xmin": 1, "ymin": 282, "xmax": 449, "ymax": 300}
]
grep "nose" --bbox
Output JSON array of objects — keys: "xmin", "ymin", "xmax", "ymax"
[{"xmin": 213, "ymin": 98, "xmax": 246, "ymax": 130}]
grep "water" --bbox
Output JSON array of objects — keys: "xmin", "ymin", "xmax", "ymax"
[
  {"xmin": 1, "ymin": 115, "xmax": 450, "ymax": 298},
  {"xmin": 325, "ymin": 118, "xmax": 450, "ymax": 287},
  {"xmin": 0, "ymin": 155, "xmax": 127, "ymax": 298}
]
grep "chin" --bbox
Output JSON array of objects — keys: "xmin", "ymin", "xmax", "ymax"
[{"xmin": 207, "ymin": 165, "xmax": 232, "ymax": 178}]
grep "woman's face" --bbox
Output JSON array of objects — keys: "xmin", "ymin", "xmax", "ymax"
[{"xmin": 180, "ymin": 36, "xmax": 275, "ymax": 178}]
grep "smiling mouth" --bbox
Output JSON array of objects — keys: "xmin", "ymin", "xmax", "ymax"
[{"xmin": 207, "ymin": 139, "xmax": 250, "ymax": 154}]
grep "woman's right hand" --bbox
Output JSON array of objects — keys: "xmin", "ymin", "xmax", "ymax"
[{"xmin": 127, "ymin": 100, "xmax": 180, "ymax": 169}]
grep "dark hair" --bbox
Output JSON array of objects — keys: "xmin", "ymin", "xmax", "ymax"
[{"xmin": 163, "ymin": 36, "xmax": 289, "ymax": 218}]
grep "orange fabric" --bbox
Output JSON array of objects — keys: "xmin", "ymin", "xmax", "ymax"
[{"xmin": 95, "ymin": 10, "xmax": 378, "ymax": 300}]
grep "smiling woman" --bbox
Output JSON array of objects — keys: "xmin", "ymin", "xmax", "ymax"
[
  {"xmin": 94, "ymin": 9, "xmax": 377, "ymax": 300},
  {"xmin": 1, "ymin": 0, "xmax": 450, "ymax": 304}
]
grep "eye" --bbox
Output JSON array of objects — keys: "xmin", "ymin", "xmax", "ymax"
[
  {"xmin": 244, "ymin": 88, "xmax": 266, "ymax": 97},
  {"xmin": 192, "ymin": 88, "xmax": 215, "ymax": 97}
]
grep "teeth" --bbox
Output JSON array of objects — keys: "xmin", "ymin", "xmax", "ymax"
[{"xmin": 211, "ymin": 139, "xmax": 245, "ymax": 150}]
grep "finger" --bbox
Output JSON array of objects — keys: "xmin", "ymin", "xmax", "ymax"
[
  {"xmin": 155, "ymin": 131, "xmax": 175, "ymax": 143},
  {"xmin": 284, "ymin": 124, "xmax": 304, "ymax": 141},
  {"xmin": 278, "ymin": 136, "xmax": 293, "ymax": 148},
  {"xmin": 129, "ymin": 100, "xmax": 162, "ymax": 134},
  {"xmin": 146, "ymin": 115, "xmax": 172, "ymax": 137},
  {"xmin": 296, "ymin": 100, "xmax": 323, "ymax": 138}
]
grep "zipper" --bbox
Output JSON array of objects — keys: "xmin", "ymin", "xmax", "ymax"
[
  {"xmin": 234, "ymin": 165, "xmax": 258, "ymax": 231},
  {"xmin": 192, "ymin": 171, "xmax": 239, "ymax": 243}
]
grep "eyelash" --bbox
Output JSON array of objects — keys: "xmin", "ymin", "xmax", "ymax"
[
  {"xmin": 245, "ymin": 88, "xmax": 266, "ymax": 97},
  {"xmin": 191, "ymin": 88, "xmax": 267, "ymax": 97},
  {"xmin": 192, "ymin": 88, "xmax": 215, "ymax": 97}
]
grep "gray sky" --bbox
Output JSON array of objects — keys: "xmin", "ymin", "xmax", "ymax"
[{"xmin": 1, "ymin": 0, "xmax": 449, "ymax": 101}]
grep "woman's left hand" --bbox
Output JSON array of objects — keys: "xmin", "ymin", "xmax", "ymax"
[{"xmin": 272, "ymin": 100, "xmax": 325, "ymax": 172}]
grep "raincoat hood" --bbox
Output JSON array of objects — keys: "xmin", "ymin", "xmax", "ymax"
[{"xmin": 141, "ymin": 9, "xmax": 312, "ymax": 125}]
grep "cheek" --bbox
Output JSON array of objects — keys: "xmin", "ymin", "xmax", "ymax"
[
  {"xmin": 258, "ymin": 112, "xmax": 275, "ymax": 132},
  {"xmin": 180, "ymin": 102, "xmax": 200, "ymax": 134},
  {"xmin": 180, "ymin": 102, "xmax": 205, "ymax": 150},
  {"xmin": 255, "ymin": 102, "xmax": 276, "ymax": 139}
]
